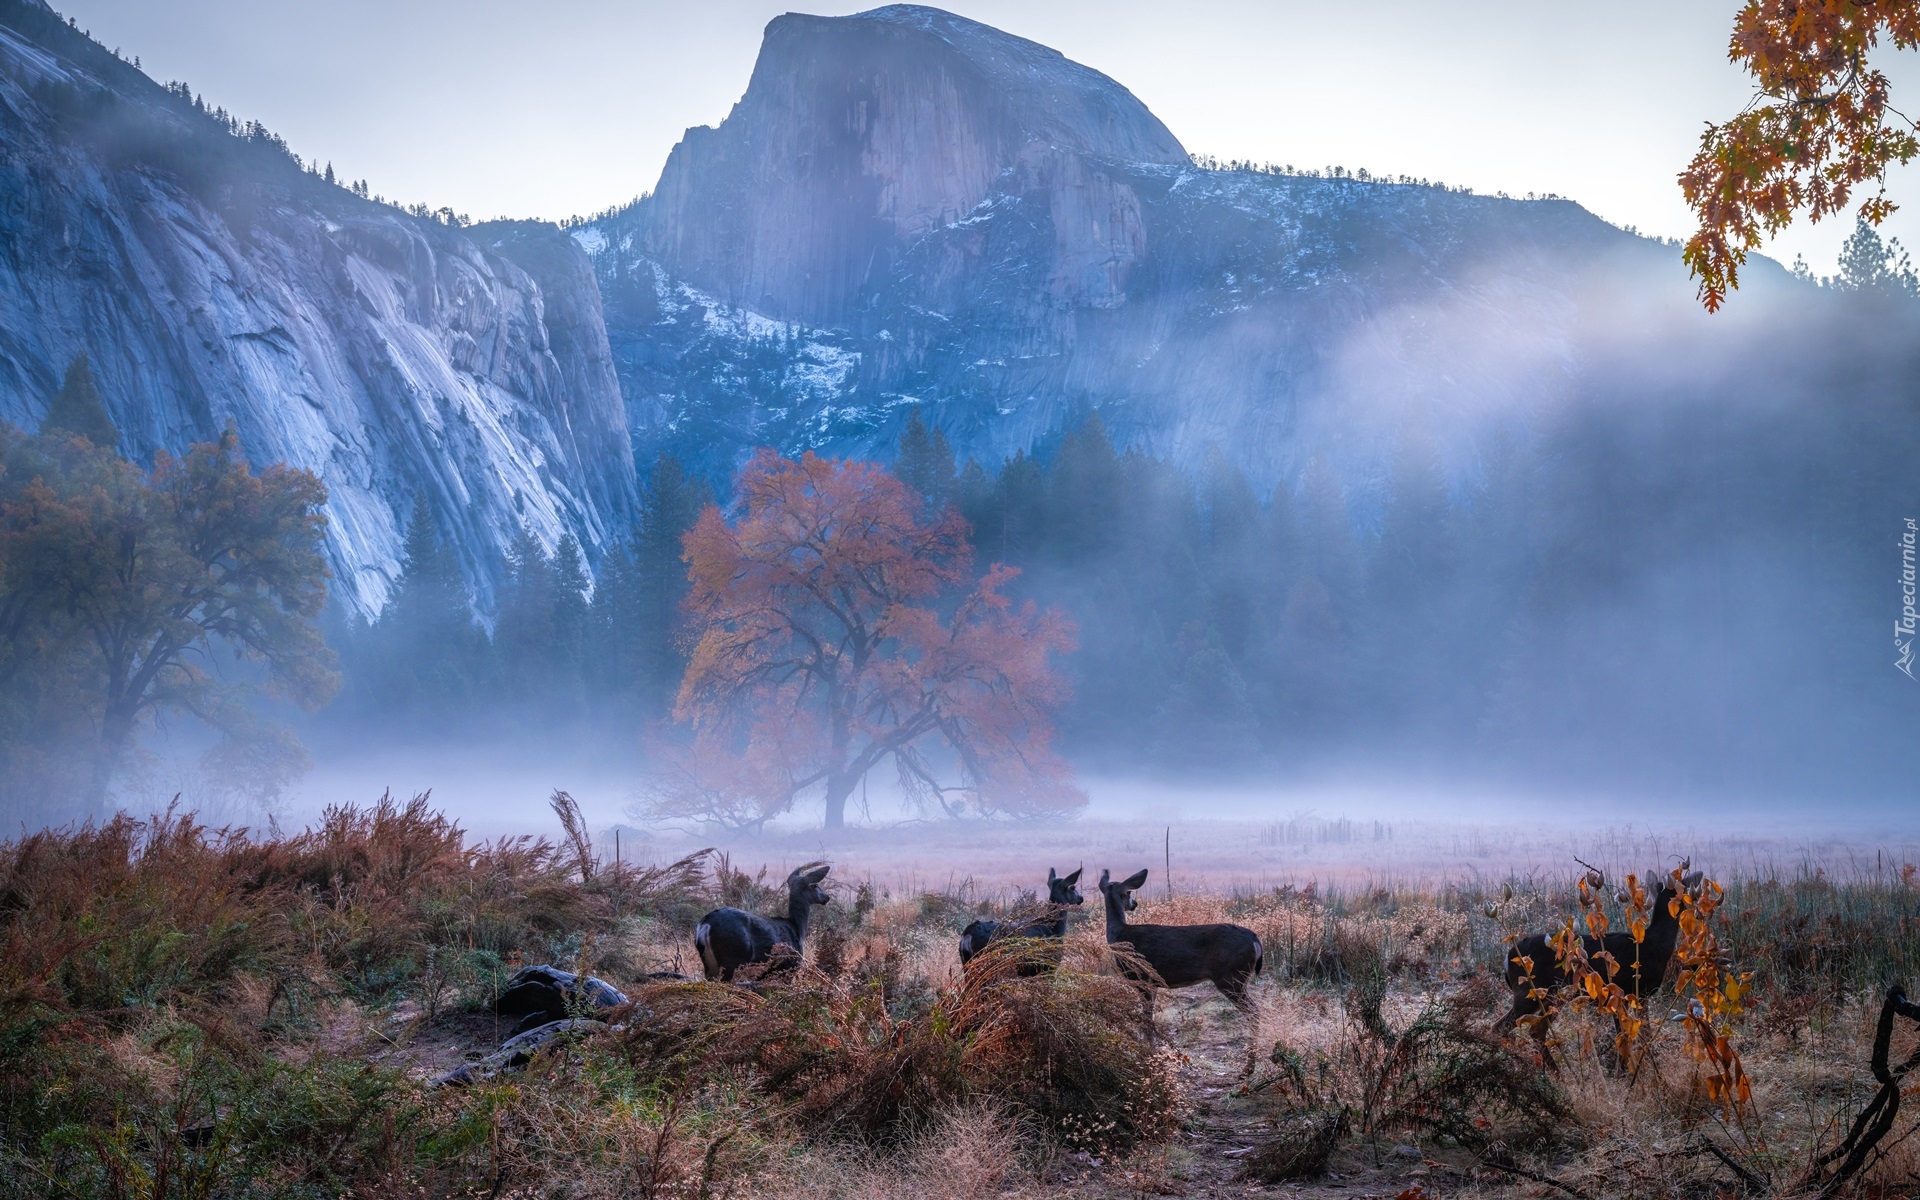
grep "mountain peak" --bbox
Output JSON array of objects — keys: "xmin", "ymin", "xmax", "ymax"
[
  {"xmin": 765, "ymin": 5, "xmax": 1187, "ymax": 166},
  {"xmin": 634, "ymin": 5, "xmax": 1186, "ymax": 324},
  {"xmin": 840, "ymin": 4, "xmax": 1186, "ymax": 160}
]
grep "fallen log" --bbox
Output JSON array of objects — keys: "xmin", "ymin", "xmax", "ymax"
[
  {"xmin": 431, "ymin": 1018, "xmax": 610, "ymax": 1088},
  {"xmin": 495, "ymin": 964, "xmax": 629, "ymax": 1034}
]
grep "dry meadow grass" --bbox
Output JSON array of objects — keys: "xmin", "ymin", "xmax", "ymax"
[{"xmin": 4, "ymin": 797, "xmax": 1919, "ymax": 1198}]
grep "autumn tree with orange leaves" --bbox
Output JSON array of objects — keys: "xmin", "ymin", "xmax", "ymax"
[
  {"xmin": 657, "ymin": 450, "xmax": 1082, "ymax": 831},
  {"xmin": 1684, "ymin": 0, "xmax": 1920, "ymax": 309}
]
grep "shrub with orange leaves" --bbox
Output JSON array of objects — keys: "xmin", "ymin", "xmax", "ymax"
[
  {"xmin": 1542, "ymin": 868, "xmax": 1662, "ymax": 1072},
  {"xmin": 1521, "ymin": 862, "xmax": 1752, "ymax": 1116},
  {"xmin": 1669, "ymin": 871, "xmax": 1755, "ymax": 1121}
]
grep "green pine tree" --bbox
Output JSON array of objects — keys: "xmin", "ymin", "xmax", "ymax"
[
  {"xmin": 993, "ymin": 450, "xmax": 1045, "ymax": 563},
  {"xmin": 42, "ymin": 352, "xmax": 118, "ymax": 448},
  {"xmin": 590, "ymin": 454, "xmax": 715, "ymax": 716},
  {"xmin": 1200, "ymin": 447, "xmax": 1263, "ymax": 659},
  {"xmin": 369, "ymin": 493, "xmax": 481, "ymax": 721},
  {"xmin": 1835, "ymin": 217, "xmax": 1919, "ymax": 297},
  {"xmin": 552, "ymin": 533, "xmax": 591, "ymax": 703},
  {"xmin": 953, "ymin": 458, "xmax": 996, "ymax": 549},
  {"xmin": 495, "ymin": 525, "xmax": 557, "ymax": 697},
  {"xmin": 1044, "ymin": 413, "xmax": 1123, "ymax": 562},
  {"xmin": 896, "ymin": 408, "xmax": 957, "ymax": 506}
]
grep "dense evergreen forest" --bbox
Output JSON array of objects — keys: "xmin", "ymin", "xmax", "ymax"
[{"xmin": 333, "ymin": 408, "xmax": 1466, "ymax": 776}]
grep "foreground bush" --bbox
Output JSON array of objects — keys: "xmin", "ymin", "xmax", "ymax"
[
  {"xmin": 0, "ymin": 795, "xmax": 707, "ymax": 1198},
  {"xmin": 620, "ymin": 937, "xmax": 1185, "ymax": 1152}
]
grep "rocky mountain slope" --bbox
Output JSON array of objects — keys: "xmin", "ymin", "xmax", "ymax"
[
  {"xmin": 584, "ymin": 4, "xmax": 1797, "ymax": 491},
  {"xmin": 0, "ymin": 0, "xmax": 635, "ymax": 617},
  {"xmin": 0, "ymin": 0, "xmax": 1814, "ymax": 616}
]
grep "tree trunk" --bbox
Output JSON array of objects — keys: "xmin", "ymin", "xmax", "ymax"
[
  {"xmin": 84, "ymin": 750, "xmax": 115, "ymax": 817},
  {"xmin": 86, "ymin": 706, "xmax": 135, "ymax": 815},
  {"xmin": 823, "ymin": 690, "xmax": 854, "ymax": 829},
  {"xmin": 823, "ymin": 769, "xmax": 855, "ymax": 830}
]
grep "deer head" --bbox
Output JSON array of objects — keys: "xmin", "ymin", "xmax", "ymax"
[
  {"xmin": 1099, "ymin": 868, "xmax": 1148, "ymax": 915},
  {"xmin": 788, "ymin": 862, "xmax": 832, "ymax": 908},
  {"xmin": 1048, "ymin": 866, "xmax": 1085, "ymax": 908}
]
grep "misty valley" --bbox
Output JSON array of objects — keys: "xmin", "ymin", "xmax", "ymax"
[{"xmin": 2, "ymin": 1, "xmax": 1919, "ymax": 1197}]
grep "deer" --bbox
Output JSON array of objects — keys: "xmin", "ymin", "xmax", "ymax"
[
  {"xmin": 957, "ymin": 867, "xmax": 1084, "ymax": 973},
  {"xmin": 1498, "ymin": 867, "xmax": 1690, "ymax": 1071},
  {"xmin": 1098, "ymin": 868, "xmax": 1263, "ymax": 1028},
  {"xmin": 694, "ymin": 862, "xmax": 831, "ymax": 982}
]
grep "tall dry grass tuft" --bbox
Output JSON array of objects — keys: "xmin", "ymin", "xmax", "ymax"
[
  {"xmin": 619, "ymin": 936, "xmax": 1183, "ymax": 1152},
  {"xmin": 899, "ymin": 1100, "xmax": 1035, "ymax": 1200},
  {"xmin": 0, "ymin": 805, "xmax": 299, "ymax": 1016},
  {"xmin": 1250, "ymin": 973, "xmax": 1568, "ymax": 1168}
]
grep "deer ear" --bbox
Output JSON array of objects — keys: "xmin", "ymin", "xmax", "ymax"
[
  {"xmin": 1062, "ymin": 868, "xmax": 1082, "ymax": 886},
  {"xmin": 1098, "ymin": 868, "xmax": 1111, "ymax": 888},
  {"xmin": 1048, "ymin": 867, "xmax": 1057, "ymax": 883},
  {"xmin": 803, "ymin": 865, "xmax": 830, "ymax": 884},
  {"xmin": 1123, "ymin": 869, "xmax": 1150, "ymax": 891}
]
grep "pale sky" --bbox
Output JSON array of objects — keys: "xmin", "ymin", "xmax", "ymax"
[{"xmin": 48, "ymin": 0, "xmax": 1920, "ymax": 277}]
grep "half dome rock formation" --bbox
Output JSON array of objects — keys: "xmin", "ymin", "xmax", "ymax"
[
  {"xmin": 587, "ymin": 5, "xmax": 1792, "ymax": 488},
  {"xmin": 0, "ymin": 0, "xmax": 636, "ymax": 616},
  {"xmin": 636, "ymin": 4, "xmax": 1187, "ymax": 327}
]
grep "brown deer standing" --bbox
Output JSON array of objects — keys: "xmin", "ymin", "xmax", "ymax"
[
  {"xmin": 1099, "ymin": 868, "xmax": 1262, "ymax": 1032},
  {"xmin": 694, "ymin": 863, "xmax": 831, "ymax": 982},
  {"xmin": 1498, "ymin": 871, "xmax": 1685, "ymax": 1070}
]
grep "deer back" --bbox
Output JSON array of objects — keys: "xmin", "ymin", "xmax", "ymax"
[{"xmin": 1111, "ymin": 921, "xmax": 1261, "ymax": 989}]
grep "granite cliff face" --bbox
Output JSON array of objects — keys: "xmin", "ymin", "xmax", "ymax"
[
  {"xmin": 637, "ymin": 5, "xmax": 1185, "ymax": 328},
  {"xmin": 0, "ymin": 0, "xmax": 636, "ymax": 616},
  {"xmin": 0, "ymin": 0, "xmax": 1804, "ymax": 616},
  {"xmin": 588, "ymin": 4, "xmax": 1792, "ymax": 492}
]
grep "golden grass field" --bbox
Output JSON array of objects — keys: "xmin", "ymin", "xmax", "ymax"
[{"xmin": 4, "ymin": 794, "xmax": 1919, "ymax": 1199}]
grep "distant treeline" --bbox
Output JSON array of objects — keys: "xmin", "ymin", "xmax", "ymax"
[
  {"xmin": 12, "ymin": 2, "xmax": 472, "ymax": 225},
  {"xmin": 314, "ymin": 406, "xmax": 1593, "ymax": 776},
  {"xmin": 333, "ymin": 294, "xmax": 1919, "ymax": 799},
  {"xmin": 334, "ymin": 454, "xmax": 711, "ymax": 736}
]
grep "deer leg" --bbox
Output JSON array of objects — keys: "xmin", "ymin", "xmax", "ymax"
[
  {"xmin": 1531, "ymin": 1010, "xmax": 1559, "ymax": 1073},
  {"xmin": 1218, "ymin": 972, "xmax": 1256, "ymax": 1013},
  {"xmin": 1496, "ymin": 989, "xmax": 1535, "ymax": 1034},
  {"xmin": 1598, "ymin": 1015, "xmax": 1627, "ymax": 1077}
]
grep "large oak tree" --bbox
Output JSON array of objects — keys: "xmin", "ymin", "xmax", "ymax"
[
  {"xmin": 662, "ymin": 450, "xmax": 1081, "ymax": 830},
  {"xmin": 0, "ymin": 423, "xmax": 334, "ymax": 809}
]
